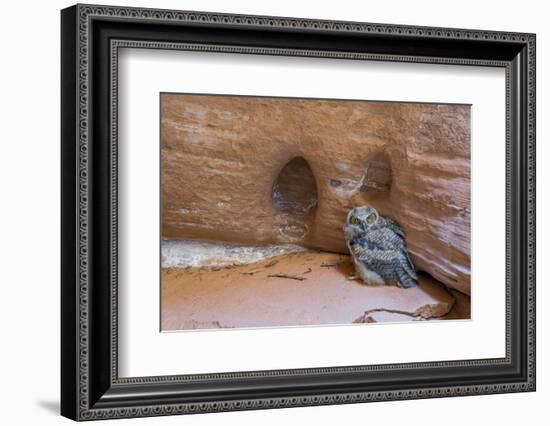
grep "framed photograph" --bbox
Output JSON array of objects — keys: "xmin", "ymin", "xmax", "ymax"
[{"xmin": 61, "ymin": 4, "xmax": 536, "ymax": 421}]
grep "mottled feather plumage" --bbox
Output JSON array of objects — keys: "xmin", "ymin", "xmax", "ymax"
[{"xmin": 343, "ymin": 206, "xmax": 418, "ymax": 288}]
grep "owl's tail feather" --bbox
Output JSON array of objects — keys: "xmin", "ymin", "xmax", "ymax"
[
  {"xmin": 398, "ymin": 272, "xmax": 418, "ymax": 289},
  {"xmin": 402, "ymin": 249, "xmax": 418, "ymax": 279}
]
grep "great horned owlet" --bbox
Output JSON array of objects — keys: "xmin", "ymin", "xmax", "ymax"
[{"xmin": 343, "ymin": 206, "xmax": 418, "ymax": 288}]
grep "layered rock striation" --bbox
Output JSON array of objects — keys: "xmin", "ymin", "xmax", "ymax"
[{"xmin": 161, "ymin": 94, "xmax": 471, "ymax": 294}]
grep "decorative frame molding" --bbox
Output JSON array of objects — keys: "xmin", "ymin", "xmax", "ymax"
[{"xmin": 61, "ymin": 4, "xmax": 535, "ymax": 421}]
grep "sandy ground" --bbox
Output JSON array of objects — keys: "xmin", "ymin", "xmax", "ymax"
[{"xmin": 161, "ymin": 251, "xmax": 469, "ymax": 331}]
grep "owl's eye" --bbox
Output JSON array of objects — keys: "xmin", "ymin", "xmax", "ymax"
[
  {"xmin": 367, "ymin": 214, "xmax": 376, "ymax": 224},
  {"xmin": 351, "ymin": 217, "xmax": 361, "ymax": 225}
]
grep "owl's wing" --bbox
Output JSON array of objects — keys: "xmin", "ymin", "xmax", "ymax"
[
  {"xmin": 379, "ymin": 217, "xmax": 405, "ymax": 238},
  {"xmin": 402, "ymin": 250, "xmax": 417, "ymax": 279},
  {"xmin": 370, "ymin": 226, "xmax": 416, "ymax": 276},
  {"xmin": 350, "ymin": 235, "xmax": 417, "ymax": 284},
  {"xmin": 364, "ymin": 227, "xmax": 405, "ymax": 251},
  {"xmin": 350, "ymin": 241, "xmax": 413, "ymax": 274}
]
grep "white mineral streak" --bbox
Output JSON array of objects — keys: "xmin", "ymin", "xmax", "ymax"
[{"xmin": 161, "ymin": 239, "xmax": 310, "ymax": 268}]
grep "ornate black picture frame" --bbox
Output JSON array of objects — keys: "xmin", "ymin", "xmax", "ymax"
[{"xmin": 61, "ymin": 4, "xmax": 536, "ymax": 421}]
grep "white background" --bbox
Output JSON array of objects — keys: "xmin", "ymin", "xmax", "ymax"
[
  {"xmin": 119, "ymin": 49, "xmax": 505, "ymax": 377},
  {"xmin": 0, "ymin": 0, "xmax": 547, "ymax": 425}
]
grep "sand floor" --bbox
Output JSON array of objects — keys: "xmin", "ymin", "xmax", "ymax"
[{"xmin": 161, "ymin": 251, "xmax": 469, "ymax": 331}]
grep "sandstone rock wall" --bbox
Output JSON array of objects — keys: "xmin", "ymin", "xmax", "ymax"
[{"xmin": 161, "ymin": 94, "xmax": 471, "ymax": 294}]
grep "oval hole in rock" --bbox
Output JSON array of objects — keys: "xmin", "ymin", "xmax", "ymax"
[
  {"xmin": 272, "ymin": 157, "xmax": 318, "ymax": 242},
  {"xmin": 360, "ymin": 151, "xmax": 392, "ymax": 198}
]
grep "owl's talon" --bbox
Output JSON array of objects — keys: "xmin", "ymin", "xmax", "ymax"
[{"xmin": 347, "ymin": 275, "xmax": 359, "ymax": 281}]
